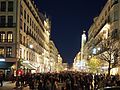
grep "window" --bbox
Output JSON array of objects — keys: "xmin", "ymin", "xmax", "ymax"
[
  {"xmin": 8, "ymin": 16, "xmax": 13, "ymax": 27},
  {"xmin": 0, "ymin": 47, "xmax": 4, "ymax": 57},
  {"xmin": 27, "ymin": 26, "xmax": 29, "ymax": 33},
  {"xmin": 20, "ymin": 34, "xmax": 22, "ymax": 44},
  {"xmin": 26, "ymin": 51, "xmax": 28, "ymax": 60},
  {"xmin": 27, "ymin": 14, "xmax": 29, "ymax": 23},
  {"xmin": 30, "ymin": 29, "xmax": 31, "ymax": 34},
  {"xmin": 24, "ymin": 23, "xmax": 26, "ymax": 32},
  {"xmin": 19, "ymin": 48, "xmax": 22, "ymax": 58},
  {"xmin": 23, "ymin": 36, "xmax": 25, "ymax": 45},
  {"xmin": 7, "ymin": 32, "xmax": 13, "ymax": 42},
  {"xmin": 1, "ymin": 1, "xmax": 6, "ymax": 11},
  {"xmin": 30, "ymin": 18, "xmax": 31, "ymax": 25},
  {"xmin": 20, "ymin": 4, "xmax": 23, "ymax": 15},
  {"xmin": 114, "ymin": 10, "xmax": 118, "ymax": 21},
  {"xmin": 0, "ymin": 32, "xmax": 5, "ymax": 42},
  {"xmin": 32, "ymin": 21, "xmax": 33, "ymax": 28},
  {"xmin": 6, "ymin": 47, "xmax": 12, "ymax": 57},
  {"xmin": 20, "ymin": 19, "xmax": 22, "ymax": 29},
  {"xmin": 111, "ymin": 29, "xmax": 118, "ymax": 39},
  {"xmin": 8, "ymin": 1, "xmax": 13, "ymax": 11},
  {"xmin": 24, "ymin": 10, "xmax": 26, "ymax": 19},
  {"xmin": 24, "ymin": 50, "xmax": 25, "ymax": 59},
  {"xmin": 0, "ymin": 16, "xmax": 6, "ymax": 27}
]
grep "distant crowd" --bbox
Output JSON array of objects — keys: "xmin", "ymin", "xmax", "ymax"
[{"xmin": 1, "ymin": 71, "xmax": 120, "ymax": 90}]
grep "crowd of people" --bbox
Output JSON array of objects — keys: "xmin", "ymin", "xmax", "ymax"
[{"xmin": 12, "ymin": 71, "xmax": 120, "ymax": 90}]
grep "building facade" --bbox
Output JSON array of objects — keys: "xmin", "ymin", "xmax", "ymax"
[
  {"xmin": 73, "ymin": 52, "xmax": 81, "ymax": 71},
  {"xmin": 49, "ymin": 40, "xmax": 59, "ymax": 72},
  {"xmin": 84, "ymin": 0, "xmax": 120, "ymax": 74},
  {"xmin": 0, "ymin": 0, "xmax": 51, "ymax": 77},
  {"xmin": 57, "ymin": 54, "xmax": 64, "ymax": 72}
]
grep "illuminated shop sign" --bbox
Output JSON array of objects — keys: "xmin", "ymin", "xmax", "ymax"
[{"xmin": 0, "ymin": 59, "xmax": 5, "ymax": 61}]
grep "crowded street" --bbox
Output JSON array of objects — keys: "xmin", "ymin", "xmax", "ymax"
[
  {"xmin": 1, "ymin": 0, "xmax": 120, "ymax": 90},
  {"xmin": 0, "ymin": 71, "xmax": 120, "ymax": 90}
]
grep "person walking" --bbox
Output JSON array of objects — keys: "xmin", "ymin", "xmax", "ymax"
[{"xmin": 0, "ymin": 71, "xmax": 3, "ymax": 87}]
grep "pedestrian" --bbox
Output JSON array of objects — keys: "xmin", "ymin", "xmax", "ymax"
[
  {"xmin": 65, "ymin": 78, "xmax": 72, "ymax": 90},
  {"xmin": 45, "ymin": 80, "xmax": 52, "ymax": 90},
  {"xmin": 38, "ymin": 80, "xmax": 44, "ymax": 90},
  {"xmin": 0, "ymin": 71, "xmax": 3, "ymax": 87}
]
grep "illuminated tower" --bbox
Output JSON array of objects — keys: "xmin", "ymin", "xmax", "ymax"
[{"xmin": 81, "ymin": 31, "xmax": 86, "ymax": 60}]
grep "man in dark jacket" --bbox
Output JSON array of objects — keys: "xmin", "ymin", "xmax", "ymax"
[{"xmin": 0, "ymin": 72, "xmax": 3, "ymax": 87}]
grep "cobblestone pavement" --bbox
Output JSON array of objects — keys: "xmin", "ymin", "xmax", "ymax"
[{"xmin": 0, "ymin": 81, "xmax": 29, "ymax": 90}]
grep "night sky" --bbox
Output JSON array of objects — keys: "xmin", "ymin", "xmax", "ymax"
[{"xmin": 34, "ymin": 0, "xmax": 107, "ymax": 64}]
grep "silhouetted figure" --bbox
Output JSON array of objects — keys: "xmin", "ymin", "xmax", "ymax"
[{"xmin": 0, "ymin": 72, "xmax": 3, "ymax": 87}]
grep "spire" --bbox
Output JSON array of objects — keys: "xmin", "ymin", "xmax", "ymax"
[{"xmin": 83, "ymin": 30, "xmax": 86, "ymax": 33}]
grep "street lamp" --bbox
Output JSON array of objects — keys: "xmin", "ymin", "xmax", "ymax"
[
  {"xmin": 97, "ymin": 47, "xmax": 101, "ymax": 51},
  {"xmin": 29, "ymin": 44, "xmax": 33, "ymax": 49}
]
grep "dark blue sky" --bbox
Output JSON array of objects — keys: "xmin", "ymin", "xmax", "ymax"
[{"xmin": 34, "ymin": 0, "xmax": 107, "ymax": 64}]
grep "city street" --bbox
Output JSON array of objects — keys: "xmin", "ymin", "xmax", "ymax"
[
  {"xmin": 0, "ymin": 81, "xmax": 29, "ymax": 90},
  {"xmin": 0, "ymin": 0, "xmax": 120, "ymax": 90}
]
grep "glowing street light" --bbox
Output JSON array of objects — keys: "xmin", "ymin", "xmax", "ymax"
[
  {"xmin": 97, "ymin": 47, "xmax": 101, "ymax": 51},
  {"xmin": 29, "ymin": 44, "xmax": 33, "ymax": 49}
]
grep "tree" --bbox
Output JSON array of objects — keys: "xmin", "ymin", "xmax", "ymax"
[
  {"xmin": 97, "ymin": 38, "xmax": 119, "ymax": 76},
  {"xmin": 87, "ymin": 56, "xmax": 101, "ymax": 73}
]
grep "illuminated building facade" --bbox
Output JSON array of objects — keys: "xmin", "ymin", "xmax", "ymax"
[
  {"xmin": 0, "ymin": 0, "xmax": 51, "ymax": 76},
  {"xmin": 84, "ymin": 0, "xmax": 120, "ymax": 74},
  {"xmin": 49, "ymin": 40, "xmax": 64, "ymax": 72},
  {"xmin": 57, "ymin": 54, "xmax": 64, "ymax": 72},
  {"xmin": 49, "ymin": 40, "xmax": 59, "ymax": 72},
  {"xmin": 73, "ymin": 52, "xmax": 81, "ymax": 70}
]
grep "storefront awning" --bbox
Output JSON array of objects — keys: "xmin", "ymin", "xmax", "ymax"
[{"xmin": 21, "ymin": 61, "xmax": 37, "ymax": 70}]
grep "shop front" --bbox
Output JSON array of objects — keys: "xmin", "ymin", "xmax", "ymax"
[
  {"xmin": 0, "ymin": 61, "xmax": 15, "ymax": 80},
  {"xmin": 20, "ymin": 60, "xmax": 37, "ymax": 74}
]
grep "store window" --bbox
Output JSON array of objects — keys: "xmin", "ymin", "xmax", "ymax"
[{"xmin": 0, "ymin": 47, "xmax": 4, "ymax": 57}]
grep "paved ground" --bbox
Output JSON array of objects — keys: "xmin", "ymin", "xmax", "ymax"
[{"xmin": 0, "ymin": 81, "xmax": 30, "ymax": 90}]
